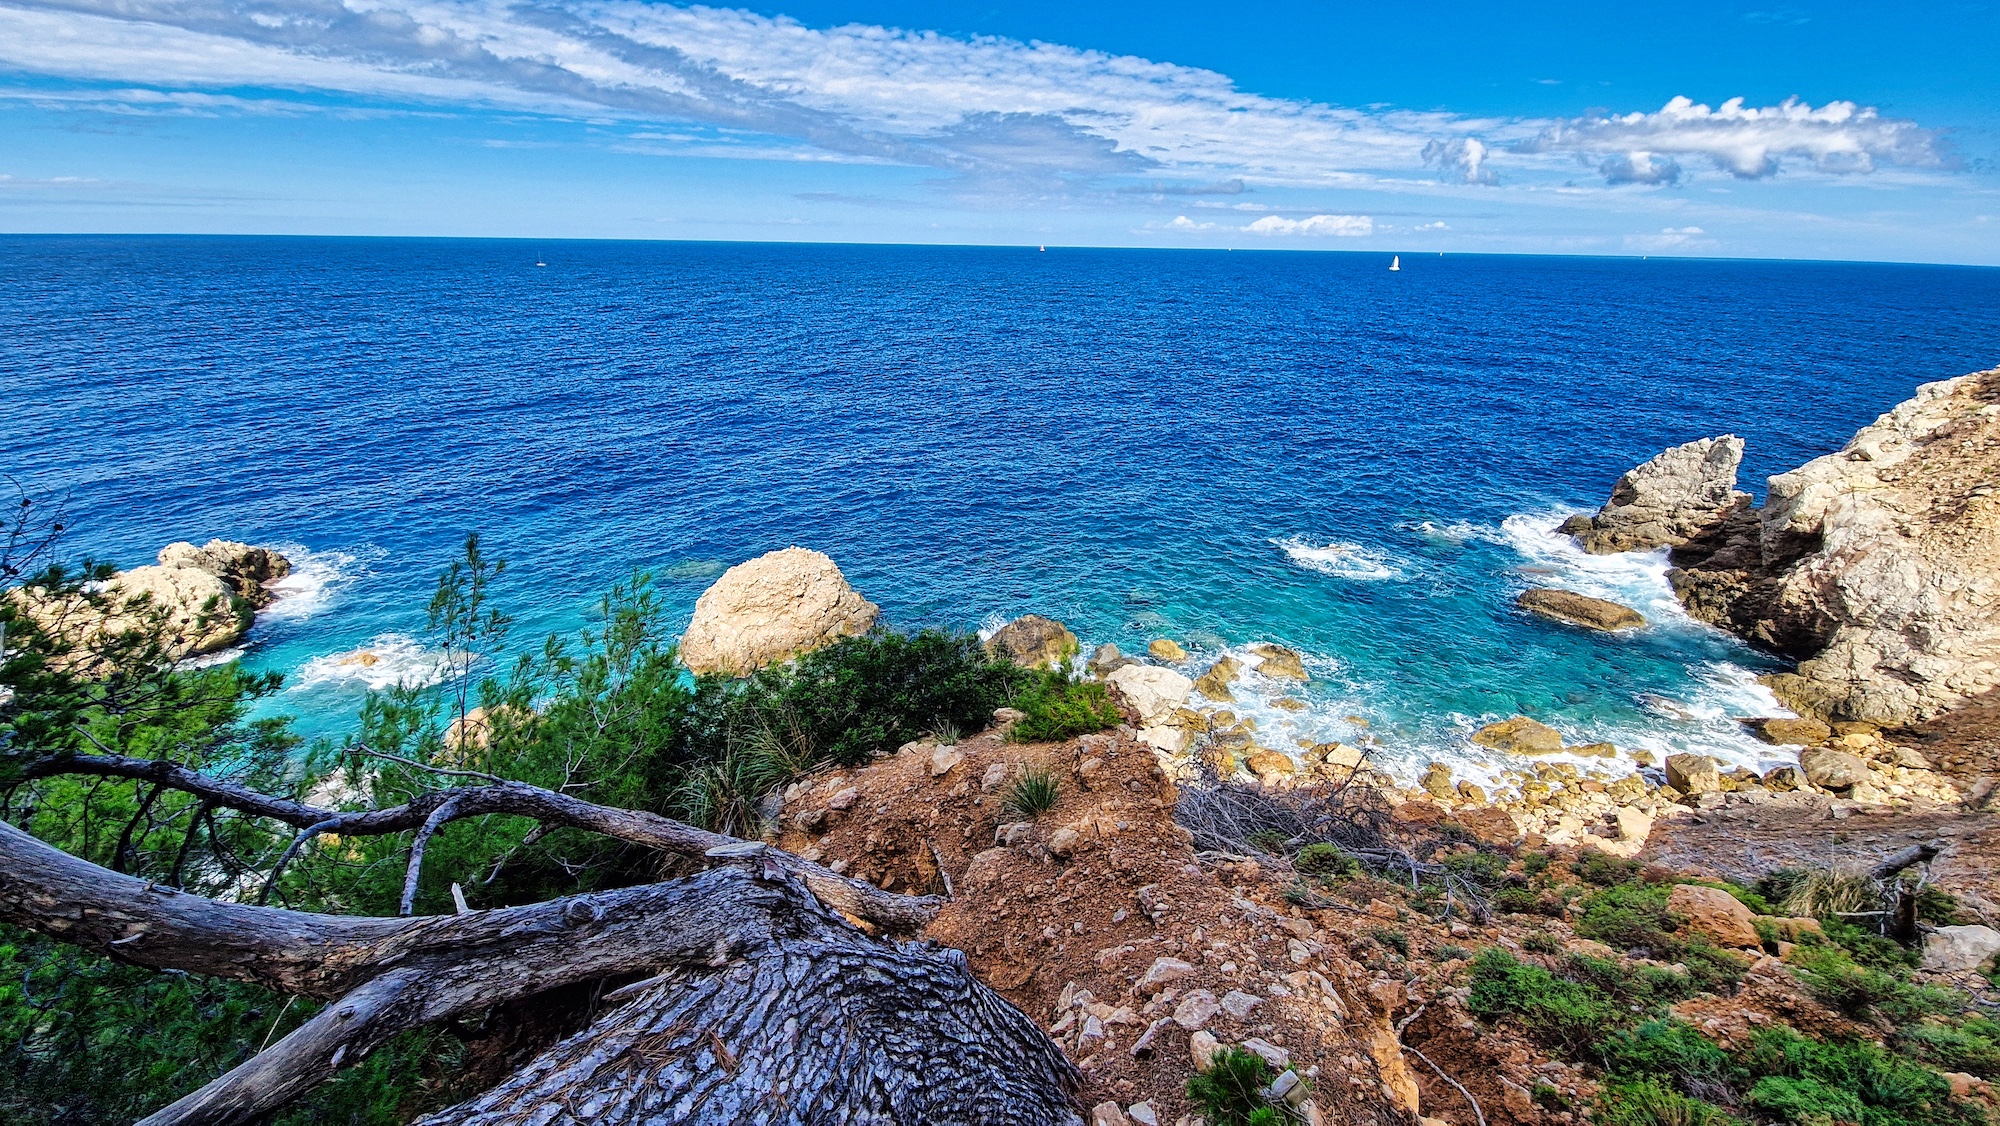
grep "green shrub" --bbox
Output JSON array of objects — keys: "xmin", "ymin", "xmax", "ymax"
[
  {"xmin": 1009, "ymin": 669, "xmax": 1123, "ymax": 743},
  {"xmin": 1602, "ymin": 1020, "xmax": 1740, "ymax": 1096},
  {"xmin": 1294, "ymin": 843, "xmax": 1360, "ymax": 878},
  {"xmin": 1466, "ymin": 948, "xmax": 1624, "ymax": 1057},
  {"xmin": 1001, "ymin": 768, "xmax": 1061, "ymax": 819},
  {"xmin": 1492, "ymin": 886, "xmax": 1560, "ymax": 916},
  {"xmin": 1443, "ymin": 849, "xmax": 1510, "ymax": 886},
  {"xmin": 1186, "ymin": 1047, "xmax": 1278, "ymax": 1126},
  {"xmin": 1577, "ymin": 851, "xmax": 1645, "ymax": 886},
  {"xmin": 1574, "ymin": 882, "xmax": 1746, "ymax": 992},
  {"xmin": 1787, "ymin": 945, "xmax": 1954, "ymax": 1023},
  {"xmin": 1523, "ymin": 931, "xmax": 1561, "ymax": 955},
  {"xmin": 712, "ymin": 629, "xmax": 1025, "ymax": 767},
  {"xmin": 1596, "ymin": 1079, "xmax": 1743, "ymax": 1126},
  {"xmin": 1371, "ymin": 928, "xmax": 1410, "ymax": 958},
  {"xmin": 1744, "ymin": 1028, "xmax": 1979, "ymax": 1126},
  {"xmin": 1916, "ymin": 885, "xmax": 1966, "ymax": 926},
  {"xmin": 1897, "ymin": 1018, "xmax": 2000, "ymax": 1079},
  {"xmin": 1565, "ymin": 953, "xmax": 1702, "ymax": 1010},
  {"xmin": 1522, "ymin": 850, "xmax": 1553, "ymax": 878}
]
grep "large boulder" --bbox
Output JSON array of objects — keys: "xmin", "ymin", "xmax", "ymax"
[
  {"xmin": 678, "ymin": 548, "xmax": 879, "ymax": 677},
  {"xmin": 1924, "ymin": 925, "xmax": 2000, "ymax": 972},
  {"xmin": 1664, "ymin": 753, "xmax": 1722, "ymax": 794},
  {"xmin": 1248, "ymin": 643, "xmax": 1308, "ymax": 680},
  {"xmin": 1742, "ymin": 716, "xmax": 1833, "ymax": 746},
  {"xmin": 1799, "ymin": 746, "xmax": 1870, "ymax": 790},
  {"xmin": 158, "ymin": 539, "xmax": 292, "ymax": 609},
  {"xmin": 1193, "ymin": 657, "xmax": 1241, "ymax": 702},
  {"xmin": 1470, "ymin": 716, "xmax": 1564, "ymax": 756},
  {"xmin": 1666, "ymin": 884, "xmax": 1761, "ymax": 948},
  {"xmin": 1516, "ymin": 589, "xmax": 1645, "ymax": 632},
  {"xmin": 1560, "ymin": 436, "xmax": 1749, "ymax": 554},
  {"xmin": 1106, "ymin": 664, "xmax": 1194, "ymax": 725},
  {"xmin": 984, "ymin": 614, "xmax": 1079, "ymax": 670}
]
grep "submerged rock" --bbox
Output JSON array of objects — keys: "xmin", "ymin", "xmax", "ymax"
[
  {"xmin": 1559, "ymin": 436, "xmax": 1749, "ymax": 554},
  {"xmin": 1194, "ymin": 657, "xmax": 1241, "ymax": 702},
  {"xmin": 1471, "ymin": 716, "xmax": 1564, "ymax": 756},
  {"xmin": 1248, "ymin": 643, "xmax": 1308, "ymax": 681},
  {"xmin": 1146, "ymin": 638, "xmax": 1187, "ymax": 661},
  {"xmin": 679, "ymin": 547, "xmax": 879, "ymax": 676},
  {"xmin": 985, "ymin": 614, "xmax": 1079, "ymax": 671},
  {"xmin": 1516, "ymin": 588, "xmax": 1645, "ymax": 632}
]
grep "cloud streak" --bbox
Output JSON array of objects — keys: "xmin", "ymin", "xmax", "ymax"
[{"xmin": 0, "ymin": 1, "xmax": 1956, "ymax": 201}]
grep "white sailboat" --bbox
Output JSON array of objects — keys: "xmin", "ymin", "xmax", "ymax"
[{"xmin": 1389, "ymin": 255, "xmax": 1401, "ymax": 272}]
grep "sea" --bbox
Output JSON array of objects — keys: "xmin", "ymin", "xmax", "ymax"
[{"xmin": 7, "ymin": 236, "xmax": 1999, "ymax": 790}]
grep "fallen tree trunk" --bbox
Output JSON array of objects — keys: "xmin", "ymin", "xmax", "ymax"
[{"xmin": 1, "ymin": 798, "xmax": 1080, "ymax": 1124}]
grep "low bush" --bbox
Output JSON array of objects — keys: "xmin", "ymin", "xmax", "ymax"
[
  {"xmin": 1008, "ymin": 669, "xmax": 1122, "ymax": 743},
  {"xmin": 1595, "ymin": 1079, "xmax": 1743, "ymax": 1126},
  {"xmin": 1576, "ymin": 851, "xmax": 1645, "ymax": 887},
  {"xmin": 1294, "ymin": 843, "xmax": 1360, "ymax": 878},
  {"xmin": 1897, "ymin": 1016, "xmax": 2000, "ymax": 1079},
  {"xmin": 1000, "ymin": 768, "xmax": 1061, "ymax": 819},
  {"xmin": 1787, "ymin": 945, "xmax": 1954, "ymax": 1024},
  {"xmin": 1744, "ymin": 1028, "xmax": 1979, "ymax": 1126},
  {"xmin": 1370, "ymin": 928, "xmax": 1410, "ymax": 958},
  {"xmin": 1573, "ymin": 882, "xmax": 1746, "ymax": 992},
  {"xmin": 1602, "ymin": 1020, "xmax": 1740, "ymax": 1101},
  {"xmin": 1186, "ymin": 1047, "xmax": 1281, "ymax": 1126},
  {"xmin": 1466, "ymin": 948, "xmax": 1625, "ymax": 1057}
]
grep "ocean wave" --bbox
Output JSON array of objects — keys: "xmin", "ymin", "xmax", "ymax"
[
  {"xmin": 1271, "ymin": 536, "xmax": 1403, "ymax": 581},
  {"xmin": 178, "ymin": 645, "xmax": 246, "ymax": 670},
  {"xmin": 1496, "ymin": 511, "xmax": 1689, "ymax": 623},
  {"xmin": 260, "ymin": 544, "xmax": 372, "ymax": 623},
  {"xmin": 1402, "ymin": 519, "xmax": 1507, "ymax": 547},
  {"xmin": 291, "ymin": 634, "xmax": 444, "ymax": 692}
]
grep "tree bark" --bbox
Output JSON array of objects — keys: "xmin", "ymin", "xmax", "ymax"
[{"xmin": 1, "ymin": 806, "xmax": 1079, "ymax": 1125}]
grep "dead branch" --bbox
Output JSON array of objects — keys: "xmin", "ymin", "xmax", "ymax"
[{"xmin": 12, "ymin": 750, "xmax": 937, "ymax": 932}]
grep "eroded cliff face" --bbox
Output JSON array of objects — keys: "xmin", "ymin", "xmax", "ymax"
[{"xmin": 1582, "ymin": 367, "xmax": 2000, "ymax": 727}]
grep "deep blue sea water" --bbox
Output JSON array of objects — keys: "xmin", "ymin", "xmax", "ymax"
[{"xmin": 6, "ymin": 236, "xmax": 1999, "ymax": 787}]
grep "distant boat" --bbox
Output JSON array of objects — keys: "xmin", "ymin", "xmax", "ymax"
[
  {"xmin": 1039, "ymin": 245, "xmax": 1046, "ymax": 252},
  {"xmin": 1389, "ymin": 255, "xmax": 1400, "ymax": 272},
  {"xmin": 535, "ymin": 261, "xmax": 546, "ymax": 267}
]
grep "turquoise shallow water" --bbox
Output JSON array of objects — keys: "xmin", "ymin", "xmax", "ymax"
[{"xmin": 6, "ymin": 236, "xmax": 1999, "ymax": 784}]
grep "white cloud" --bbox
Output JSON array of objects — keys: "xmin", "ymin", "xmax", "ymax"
[
  {"xmin": 1243, "ymin": 214, "xmax": 1373, "ymax": 237},
  {"xmin": 1514, "ymin": 96, "xmax": 1947, "ymax": 182},
  {"xmin": 0, "ymin": 2, "xmax": 1957, "ymax": 207},
  {"xmin": 1167, "ymin": 214, "xmax": 1214, "ymax": 230},
  {"xmin": 1421, "ymin": 137, "xmax": 1496, "ymax": 185},
  {"xmin": 1625, "ymin": 225, "xmax": 1713, "ymax": 251},
  {"xmin": 1416, "ymin": 220, "xmax": 1449, "ymax": 230}
]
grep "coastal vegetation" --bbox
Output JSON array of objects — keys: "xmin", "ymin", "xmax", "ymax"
[{"xmin": 0, "ymin": 531, "xmax": 1092, "ymax": 1124}]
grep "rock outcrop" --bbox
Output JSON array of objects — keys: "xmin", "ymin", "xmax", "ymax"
[
  {"xmin": 1516, "ymin": 588, "xmax": 1646, "ymax": 632},
  {"xmin": 678, "ymin": 548, "xmax": 880, "ymax": 677},
  {"xmin": 157, "ymin": 539, "xmax": 292, "ymax": 609},
  {"xmin": 985, "ymin": 614, "xmax": 1079, "ymax": 671},
  {"xmin": 1558, "ymin": 436, "xmax": 1749, "ymax": 554},
  {"xmin": 1581, "ymin": 368, "xmax": 2000, "ymax": 726},
  {"xmin": 1470, "ymin": 716, "xmax": 1564, "ymax": 756},
  {"xmin": 10, "ymin": 540, "xmax": 293, "ymax": 664}
]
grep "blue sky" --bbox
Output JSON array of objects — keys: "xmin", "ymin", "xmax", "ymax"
[{"xmin": 2, "ymin": 1, "xmax": 1996, "ymax": 262}]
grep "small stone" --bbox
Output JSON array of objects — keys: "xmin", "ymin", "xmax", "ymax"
[
  {"xmin": 1419, "ymin": 762, "xmax": 1455, "ymax": 799},
  {"xmin": 1138, "ymin": 957, "xmax": 1196, "ymax": 990},
  {"xmin": 826, "ymin": 787, "xmax": 860, "ymax": 810},
  {"xmin": 981, "ymin": 762, "xmax": 1014, "ymax": 792},
  {"xmin": 1762, "ymin": 765, "xmax": 1805, "ymax": 792},
  {"xmin": 929, "ymin": 744, "xmax": 964, "ymax": 777},
  {"xmin": 1127, "ymin": 1102, "xmax": 1160, "ymax": 1126},
  {"xmin": 1220, "ymin": 990, "xmax": 1264, "ymax": 1019},
  {"xmin": 1049, "ymin": 828, "xmax": 1083, "ymax": 857},
  {"xmin": 1148, "ymin": 638, "xmax": 1188, "ymax": 661},
  {"xmin": 1245, "ymin": 749, "xmax": 1296, "ymax": 782},
  {"xmin": 1240, "ymin": 1037, "xmax": 1291, "ymax": 1069},
  {"xmin": 1271, "ymin": 697, "xmax": 1308, "ymax": 712},
  {"xmin": 1091, "ymin": 1101, "xmax": 1131, "ymax": 1126},
  {"xmin": 1173, "ymin": 989, "xmax": 1220, "ymax": 1030},
  {"xmin": 1189, "ymin": 1030, "xmax": 1222, "ymax": 1073}
]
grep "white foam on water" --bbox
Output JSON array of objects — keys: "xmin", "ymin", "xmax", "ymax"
[
  {"xmin": 1271, "ymin": 536, "xmax": 1403, "ymax": 581},
  {"xmin": 976, "ymin": 612, "xmax": 1009, "ymax": 643},
  {"xmin": 260, "ymin": 545, "xmax": 370, "ymax": 624},
  {"xmin": 1403, "ymin": 519, "xmax": 1508, "ymax": 547},
  {"xmin": 1496, "ymin": 511, "xmax": 1691, "ymax": 624},
  {"xmin": 178, "ymin": 645, "xmax": 246, "ymax": 670},
  {"xmin": 291, "ymin": 634, "xmax": 444, "ymax": 693}
]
